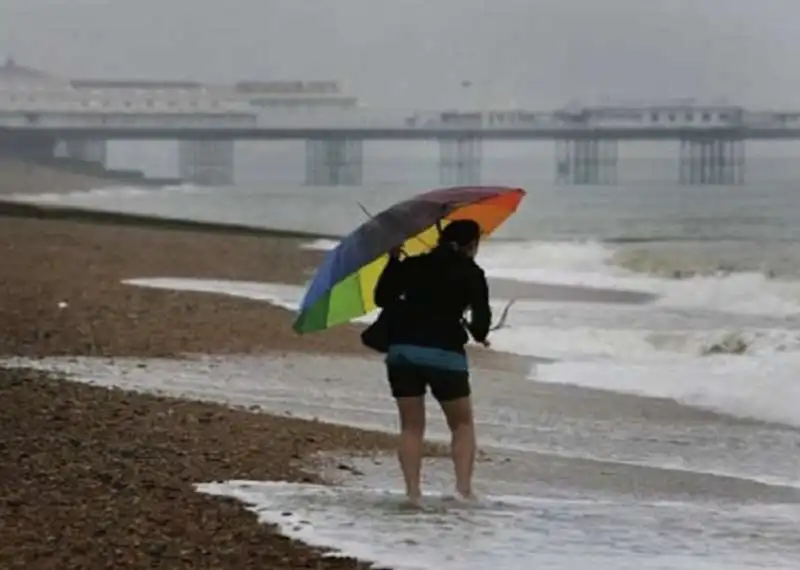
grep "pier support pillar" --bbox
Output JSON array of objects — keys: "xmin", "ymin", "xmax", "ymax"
[
  {"xmin": 679, "ymin": 138, "xmax": 745, "ymax": 185},
  {"xmin": 304, "ymin": 138, "xmax": 363, "ymax": 186},
  {"xmin": 439, "ymin": 137, "xmax": 482, "ymax": 186},
  {"xmin": 178, "ymin": 140, "xmax": 235, "ymax": 186},
  {"xmin": 0, "ymin": 133, "xmax": 56, "ymax": 160},
  {"xmin": 555, "ymin": 138, "xmax": 617, "ymax": 185},
  {"xmin": 62, "ymin": 139, "xmax": 107, "ymax": 166}
]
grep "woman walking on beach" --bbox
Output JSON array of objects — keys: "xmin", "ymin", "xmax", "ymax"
[{"xmin": 374, "ymin": 219, "xmax": 492, "ymax": 505}]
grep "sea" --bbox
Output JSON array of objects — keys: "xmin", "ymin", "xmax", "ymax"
[{"xmin": 4, "ymin": 140, "xmax": 800, "ymax": 569}]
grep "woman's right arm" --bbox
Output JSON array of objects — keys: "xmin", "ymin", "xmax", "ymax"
[
  {"xmin": 374, "ymin": 254, "xmax": 406, "ymax": 307},
  {"xmin": 466, "ymin": 266, "xmax": 492, "ymax": 344}
]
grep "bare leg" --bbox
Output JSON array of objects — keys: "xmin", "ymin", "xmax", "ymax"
[
  {"xmin": 395, "ymin": 396, "xmax": 426, "ymax": 503},
  {"xmin": 438, "ymin": 396, "xmax": 476, "ymax": 498}
]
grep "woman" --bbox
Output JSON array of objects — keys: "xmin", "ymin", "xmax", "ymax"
[{"xmin": 374, "ymin": 219, "xmax": 492, "ymax": 505}]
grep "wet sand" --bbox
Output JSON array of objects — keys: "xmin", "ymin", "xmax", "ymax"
[
  {"xmin": 3, "ymin": 213, "xmax": 797, "ymax": 569},
  {"xmin": 0, "ymin": 215, "xmax": 396, "ymax": 569},
  {"xmin": 0, "ymin": 212, "xmax": 580, "ymax": 372},
  {"xmin": 0, "ymin": 214, "xmax": 536, "ymax": 569},
  {"xmin": 0, "ymin": 215, "xmax": 365, "ymax": 357},
  {"xmin": 0, "ymin": 367, "xmax": 410, "ymax": 570},
  {"xmin": 10, "ymin": 351, "xmax": 798, "ymax": 505}
]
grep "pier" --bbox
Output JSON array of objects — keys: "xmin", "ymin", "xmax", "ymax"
[
  {"xmin": 555, "ymin": 139, "xmax": 619, "ymax": 185},
  {"xmin": 678, "ymin": 137, "xmax": 746, "ymax": 186},
  {"xmin": 2, "ymin": 60, "xmax": 800, "ymax": 187}
]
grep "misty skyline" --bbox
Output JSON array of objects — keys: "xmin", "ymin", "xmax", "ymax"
[{"xmin": 0, "ymin": 0, "xmax": 797, "ymax": 109}]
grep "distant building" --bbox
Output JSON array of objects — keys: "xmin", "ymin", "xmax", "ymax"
[
  {"xmin": 0, "ymin": 57, "xmax": 72, "ymax": 90},
  {"xmin": 0, "ymin": 58, "xmax": 358, "ymax": 109}
]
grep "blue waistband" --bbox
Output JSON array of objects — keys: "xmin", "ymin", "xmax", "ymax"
[{"xmin": 385, "ymin": 344, "xmax": 468, "ymax": 371}]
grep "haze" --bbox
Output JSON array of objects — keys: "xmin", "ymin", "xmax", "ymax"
[{"xmin": 0, "ymin": 0, "xmax": 795, "ymax": 109}]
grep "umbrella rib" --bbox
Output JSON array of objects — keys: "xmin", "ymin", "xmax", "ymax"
[{"xmin": 356, "ymin": 201, "xmax": 434, "ymax": 252}]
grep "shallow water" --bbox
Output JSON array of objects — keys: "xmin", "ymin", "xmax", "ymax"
[
  {"xmin": 198, "ymin": 480, "xmax": 800, "ymax": 570},
  {"xmin": 7, "ymin": 169, "xmax": 800, "ymax": 567},
  {"xmin": 5, "ymin": 352, "xmax": 798, "ymax": 494},
  {"xmin": 6, "ymin": 351, "xmax": 799, "ymax": 569}
]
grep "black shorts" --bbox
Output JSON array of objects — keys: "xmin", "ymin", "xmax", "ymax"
[{"xmin": 386, "ymin": 363, "xmax": 471, "ymax": 402}]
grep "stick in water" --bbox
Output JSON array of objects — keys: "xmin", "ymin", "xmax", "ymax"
[
  {"xmin": 489, "ymin": 299, "xmax": 516, "ymax": 332},
  {"xmin": 462, "ymin": 298, "xmax": 516, "ymax": 345}
]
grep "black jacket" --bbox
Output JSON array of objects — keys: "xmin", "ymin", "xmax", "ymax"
[{"xmin": 373, "ymin": 246, "xmax": 492, "ymax": 352}]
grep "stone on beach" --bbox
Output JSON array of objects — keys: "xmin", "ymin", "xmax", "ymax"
[{"xmin": 0, "ymin": 215, "xmax": 409, "ymax": 569}]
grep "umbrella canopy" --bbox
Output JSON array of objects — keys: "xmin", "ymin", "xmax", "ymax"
[{"xmin": 293, "ymin": 185, "xmax": 526, "ymax": 334}]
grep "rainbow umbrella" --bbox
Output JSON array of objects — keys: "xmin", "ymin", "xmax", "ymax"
[{"xmin": 292, "ymin": 185, "xmax": 526, "ymax": 334}]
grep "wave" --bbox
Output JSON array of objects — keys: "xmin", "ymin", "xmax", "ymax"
[
  {"xmin": 309, "ymin": 234, "xmax": 793, "ymax": 279},
  {"xmin": 120, "ymin": 275, "xmax": 800, "ymax": 428},
  {"xmin": 611, "ymin": 244, "xmax": 800, "ymax": 279},
  {"xmin": 126, "ymin": 228, "xmax": 800, "ymax": 429},
  {"xmin": 491, "ymin": 324, "xmax": 800, "ymax": 360},
  {"xmin": 126, "ymin": 276, "xmax": 800, "ymax": 361},
  {"xmin": 477, "ymin": 240, "xmax": 800, "ymax": 317},
  {"xmin": 536, "ymin": 354, "xmax": 800, "ymax": 428},
  {"xmin": 17, "ymin": 183, "xmax": 202, "ymax": 200}
]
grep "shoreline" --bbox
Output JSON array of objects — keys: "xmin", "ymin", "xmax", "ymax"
[
  {"xmin": 0, "ymin": 212, "xmax": 541, "ymax": 569},
  {"xmin": 6, "ymin": 348, "xmax": 800, "ymax": 570},
  {"xmin": 0, "ymin": 198, "xmax": 343, "ymax": 241},
  {"xmin": 2, "ymin": 197, "xmax": 660, "ymax": 305},
  {"xmin": 0, "ymin": 213, "xmax": 391, "ymax": 568},
  {"xmin": 5, "ymin": 209, "xmax": 797, "ymax": 568},
  {"xmin": 1, "ymin": 366, "xmax": 420, "ymax": 570}
]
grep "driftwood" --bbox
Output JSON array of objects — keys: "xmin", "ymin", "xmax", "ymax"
[{"xmin": 489, "ymin": 299, "xmax": 516, "ymax": 331}]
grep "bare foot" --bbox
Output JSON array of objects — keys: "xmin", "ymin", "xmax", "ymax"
[
  {"xmin": 402, "ymin": 493, "xmax": 423, "ymax": 510},
  {"xmin": 455, "ymin": 488, "xmax": 480, "ymax": 504}
]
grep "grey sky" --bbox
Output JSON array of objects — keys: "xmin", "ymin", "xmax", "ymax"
[{"xmin": 0, "ymin": 0, "xmax": 796, "ymax": 109}]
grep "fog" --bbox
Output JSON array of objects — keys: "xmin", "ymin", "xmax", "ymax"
[{"xmin": 0, "ymin": 0, "xmax": 797, "ymax": 109}]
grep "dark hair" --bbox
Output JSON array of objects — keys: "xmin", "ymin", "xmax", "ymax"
[{"xmin": 438, "ymin": 219, "xmax": 481, "ymax": 249}]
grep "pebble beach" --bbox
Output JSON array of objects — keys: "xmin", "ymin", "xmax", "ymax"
[
  {"xmin": 0, "ymin": 213, "xmax": 422, "ymax": 569},
  {"xmin": 4, "ymin": 184, "xmax": 800, "ymax": 569}
]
